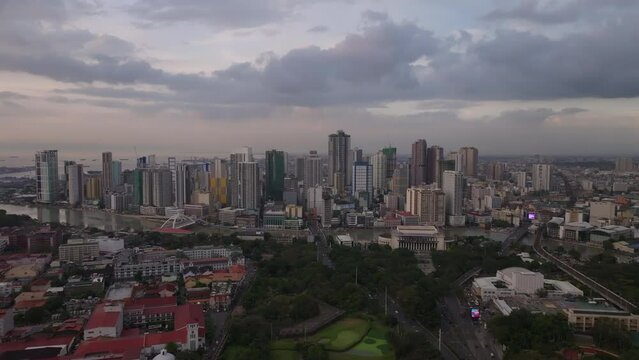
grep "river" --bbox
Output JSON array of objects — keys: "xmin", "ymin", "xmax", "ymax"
[{"xmin": 0, "ymin": 203, "xmax": 161, "ymax": 232}]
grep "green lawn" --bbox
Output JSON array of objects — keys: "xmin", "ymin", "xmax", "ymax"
[
  {"xmin": 331, "ymin": 323, "xmax": 394, "ymax": 360},
  {"xmin": 271, "ymin": 350, "xmax": 300, "ymax": 360},
  {"xmin": 270, "ymin": 318, "xmax": 394, "ymax": 360},
  {"xmin": 308, "ymin": 318, "xmax": 371, "ymax": 351}
]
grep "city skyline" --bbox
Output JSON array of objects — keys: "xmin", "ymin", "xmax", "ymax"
[{"xmin": 1, "ymin": 0, "xmax": 639, "ymax": 156}]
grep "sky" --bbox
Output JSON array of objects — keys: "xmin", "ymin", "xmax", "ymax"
[{"xmin": 0, "ymin": 0, "xmax": 638, "ymax": 160}]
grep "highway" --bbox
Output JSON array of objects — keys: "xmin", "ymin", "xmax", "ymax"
[
  {"xmin": 533, "ymin": 228, "xmax": 637, "ymax": 312},
  {"xmin": 498, "ymin": 225, "xmax": 529, "ymax": 256}
]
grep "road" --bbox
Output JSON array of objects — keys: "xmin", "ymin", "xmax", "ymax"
[
  {"xmin": 376, "ymin": 292, "xmax": 461, "ymax": 360},
  {"xmin": 533, "ymin": 228, "xmax": 636, "ymax": 312},
  {"xmin": 499, "ymin": 225, "xmax": 529, "ymax": 256},
  {"xmin": 210, "ymin": 259, "xmax": 258, "ymax": 360},
  {"xmin": 308, "ymin": 219, "xmax": 335, "ymax": 269}
]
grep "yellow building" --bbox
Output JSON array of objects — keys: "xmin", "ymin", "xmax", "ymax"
[
  {"xmin": 85, "ymin": 176, "xmax": 102, "ymax": 200},
  {"xmin": 210, "ymin": 177, "xmax": 228, "ymax": 206}
]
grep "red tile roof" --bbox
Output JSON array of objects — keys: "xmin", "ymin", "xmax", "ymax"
[{"xmin": 85, "ymin": 304, "xmax": 121, "ymax": 330}]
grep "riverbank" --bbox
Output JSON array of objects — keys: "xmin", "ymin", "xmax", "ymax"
[{"xmin": 0, "ymin": 203, "xmax": 163, "ymax": 232}]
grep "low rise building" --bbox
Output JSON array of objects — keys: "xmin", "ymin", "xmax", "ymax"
[
  {"xmin": 473, "ymin": 267, "xmax": 583, "ymax": 301},
  {"xmin": 390, "ymin": 225, "xmax": 445, "ymax": 252},
  {"xmin": 84, "ymin": 302, "xmax": 124, "ymax": 340},
  {"xmin": 59, "ymin": 239, "xmax": 100, "ymax": 263}
]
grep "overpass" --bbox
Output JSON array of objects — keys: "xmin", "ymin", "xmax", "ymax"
[
  {"xmin": 499, "ymin": 225, "xmax": 529, "ymax": 256},
  {"xmin": 533, "ymin": 229, "xmax": 637, "ymax": 312}
]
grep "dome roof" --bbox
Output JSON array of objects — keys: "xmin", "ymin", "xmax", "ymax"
[{"xmin": 153, "ymin": 349, "xmax": 175, "ymax": 360}]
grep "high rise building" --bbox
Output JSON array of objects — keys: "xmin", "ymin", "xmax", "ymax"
[
  {"xmin": 382, "ymin": 147, "xmax": 397, "ymax": 180},
  {"xmin": 457, "ymin": 147, "xmax": 478, "ymax": 177},
  {"xmin": 176, "ymin": 161, "xmax": 211, "ymax": 208},
  {"xmin": 426, "ymin": 146, "xmax": 443, "ymax": 185},
  {"xmin": 66, "ymin": 163, "xmax": 84, "ymax": 207},
  {"xmin": 438, "ymin": 159, "xmax": 456, "ymax": 189},
  {"xmin": 237, "ymin": 162, "xmax": 260, "ymax": 210},
  {"xmin": 410, "ymin": 140, "xmax": 428, "ymax": 186},
  {"xmin": 101, "ymin": 152, "xmax": 113, "ymax": 198},
  {"xmin": 265, "ymin": 150, "xmax": 285, "ymax": 201},
  {"xmin": 229, "ymin": 147, "xmax": 254, "ymax": 207},
  {"xmin": 515, "ymin": 171, "xmax": 527, "ymax": 189},
  {"xmin": 443, "ymin": 170, "xmax": 464, "ymax": 226},
  {"xmin": 136, "ymin": 154, "xmax": 156, "ymax": 169},
  {"xmin": 306, "ymin": 186, "xmax": 332, "ymax": 228},
  {"xmin": 390, "ymin": 163, "xmax": 409, "ymax": 196},
  {"xmin": 168, "ymin": 156, "xmax": 177, "ymax": 206},
  {"xmin": 405, "ymin": 187, "xmax": 446, "ymax": 227},
  {"xmin": 209, "ymin": 158, "xmax": 229, "ymax": 206},
  {"xmin": 304, "ymin": 151, "xmax": 322, "ymax": 188},
  {"xmin": 421, "ymin": 188, "xmax": 446, "ymax": 227},
  {"xmin": 350, "ymin": 147, "xmax": 364, "ymax": 164},
  {"xmin": 112, "ymin": 160, "xmax": 122, "ymax": 187},
  {"xmin": 615, "ymin": 157, "xmax": 635, "ymax": 172},
  {"xmin": 132, "ymin": 169, "xmax": 143, "ymax": 206},
  {"xmin": 84, "ymin": 173, "xmax": 102, "ymax": 200},
  {"xmin": 295, "ymin": 157, "xmax": 305, "ymax": 182},
  {"xmin": 486, "ymin": 162, "xmax": 506, "ymax": 181},
  {"xmin": 152, "ymin": 168, "xmax": 173, "ymax": 207},
  {"xmin": 328, "ymin": 130, "xmax": 351, "ymax": 190},
  {"xmin": 35, "ymin": 150, "xmax": 58, "ymax": 204},
  {"xmin": 532, "ymin": 164, "xmax": 551, "ymax": 192},
  {"xmin": 352, "ymin": 161, "xmax": 373, "ymax": 207},
  {"xmin": 142, "ymin": 169, "xmax": 154, "ymax": 206},
  {"xmin": 63, "ymin": 160, "xmax": 76, "ymax": 201},
  {"xmin": 371, "ymin": 151, "xmax": 387, "ymax": 193}
]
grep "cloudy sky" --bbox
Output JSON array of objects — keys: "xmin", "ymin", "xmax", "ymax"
[{"xmin": 0, "ymin": 0, "xmax": 638, "ymax": 160}]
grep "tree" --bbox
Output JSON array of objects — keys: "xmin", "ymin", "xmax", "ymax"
[
  {"xmin": 592, "ymin": 318, "xmax": 632, "ymax": 353},
  {"xmin": 24, "ymin": 307, "xmax": 48, "ymax": 325},
  {"xmin": 165, "ymin": 342, "xmax": 179, "ymax": 355},
  {"xmin": 134, "ymin": 271, "xmax": 144, "ymax": 283},
  {"xmin": 568, "ymin": 249, "xmax": 581, "ymax": 261},
  {"xmin": 304, "ymin": 344, "xmax": 328, "ymax": 360},
  {"xmin": 603, "ymin": 240, "xmax": 614, "ymax": 251},
  {"xmin": 290, "ymin": 294, "xmax": 319, "ymax": 321}
]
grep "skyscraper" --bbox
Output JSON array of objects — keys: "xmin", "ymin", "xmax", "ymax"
[
  {"xmin": 35, "ymin": 150, "xmax": 58, "ymax": 204},
  {"xmin": 390, "ymin": 163, "xmax": 409, "ymax": 196},
  {"xmin": 486, "ymin": 162, "xmax": 506, "ymax": 181},
  {"xmin": 168, "ymin": 156, "xmax": 177, "ymax": 206},
  {"xmin": 426, "ymin": 146, "xmax": 443, "ymax": 185},
  {"xmin": 352, "ymin": 161, "xmax": 373, "ymax": 207},
  {"xmin": 532, "ymin": 164, "xmax": 551, "ymax": 191},
  {"xmin": 66, "ymin": 163, "xmax": 84, "ymax": 207},
  {"xmin": 615, "ymin": 157, "xmax": 635, "ymax": 172},
  {"xmin": 457, "ymin": 147, "xmax": 479, "ymax": 177},
  {"xmin": 102, "ymin": 152, "xmax": 113, "ymax": 198},
  {"xmin": 112, "ymin": 160, "xmax": 122, "ymax": 187},
  {"xmin": 382, "ymin": 147, "xmax": 397, "ymax": 180},
  {"xmin": 265, "ymin": 150, "xmax": 285, "ymax": 201},
  {"xmin": 421, "ymin": 188, "xmax": 446, "ymax": 227},
  {"xmin": 152, "ymin": 168, "xmax": 173, "ymax": 207},
  {"xmin": 237, "ymin": 162, "xmax": 260, "ymax": 210},
  {"xmin": 443, "ymin": 170, "xmax": 465, "ymax": 226},
  {"xmin": 371, "ymin": 150, "xmax": 387, "ymax": 193},
  {"xmin": 410, "ymin": 139, "xmax": 427, "ymax": 187},
  {"xmin": 328, "ymin": 130, "xmax": 351, "ymax": 190},
  {"xmin": 295, "ymin": 157, "xmax": 305, "ymax": 182},
  {"xmin": 229, "ymin": 147, "xmax": 254, "ymax": 207},
  {"xmin": 304, "ymin": 151, "xmax": 322, "ymax": 188}
]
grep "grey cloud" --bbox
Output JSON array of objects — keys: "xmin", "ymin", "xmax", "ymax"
[
  {"xmin": 0, "ymin": 91, "xmax": 28, "ymax": 100},
  {"xmin": 2, "ymin": 11, "xmax": 639, "ymax": 111},
  {"xmin": 128, "ymin": 0, "xmax": 287, "ymax": 29},
  {"xmin": 489, "ymin": 108, "xmax": 587, "ymax": 125},
  {"xmin": 483, "ymin": 0, "xmax": 638, "ymax": 25},
  {"xmin": 307, "ymin": 25, "xmax": 329, "ymax": 33},
  {"xmin": 362, "ymin": 10, "xmax": 388, "ymax": 22},
  {"xmin": 0, "ymin": 0, "xmax": 102, "ymax": 23}
]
